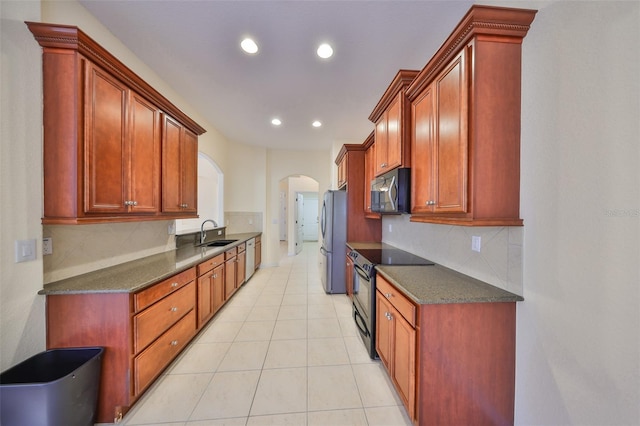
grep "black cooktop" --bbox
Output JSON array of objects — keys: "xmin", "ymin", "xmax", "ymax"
[{"xmin": 350, "ymin": 247, "xmax": 434, "ymax": 267}]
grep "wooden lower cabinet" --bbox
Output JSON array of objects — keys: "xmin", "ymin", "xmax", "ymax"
[
  {"xmin": 255, "ymin": 235, "xmax": 262, "ymax": 269},
  {"xmin": 45, "ymin": 268, "xmax": 197, "ymax": 423},
  {"xmin": 197, "ymin": 254, "xmax": 225, "ymax": 329},
  {"xmin": 376, "ymin": 274, "xmax": 517, "ymax": 426},
  {"xmin": 225, "ymin": 247, "xmax": 237, "ymax": 299}
]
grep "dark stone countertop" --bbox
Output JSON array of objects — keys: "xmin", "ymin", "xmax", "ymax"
[
  {"xmin": 39, "ymin": 232, "xmax": 261, "ymax": 295},
  {"xmin": 375, "ymin": 264, "xmax": 524, "ymax": 305}
]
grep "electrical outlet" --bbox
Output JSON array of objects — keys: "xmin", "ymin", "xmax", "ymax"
[
  {"xmin": 472, "ymin": 236, "xmax": 482, "ymax": 252},
  {"xmin": 43, "ymin": 237, "xmax": 53, "ymax": 255},
  {"xmin": 388, "ymin": 224, "xmax": 393, "ymax": 233}
]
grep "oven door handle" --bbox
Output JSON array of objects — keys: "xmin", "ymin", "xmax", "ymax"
[
  {"xmin": 353, "ymin": 306, "xmax": 370, "ymax": 337},
  {"xmin": 354, "ymin": 264, "xmax": 371, "ymax": 280}
]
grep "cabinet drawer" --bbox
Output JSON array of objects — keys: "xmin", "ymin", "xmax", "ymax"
[
  {"xmin": 255, "ymin": 235, "xmax": 261, "ymax": 244},
  {"xmin": 225, "ymin": 247, "xmax": 237, "ymax": 259},
  {"xmin": 237, "ymin": 243, "xmax": 246, "ymax": 253},
  {"xmin": 376, "ymin": 275, "xmax": 416, "ymax": 327},
  {"xmin": 134, "ymin": 268, "xmax": 196, "ymax": 312},
  {"xmin": 134, "ymin": 281, "xmax": 196, "ymax": 353},
  {"xmin": 197, "ymin": 254, "xmax": 224, "ymax": 276},
  {"xmin": 133, "ymin": 309, "xmax": 196, "ymax": 396}
]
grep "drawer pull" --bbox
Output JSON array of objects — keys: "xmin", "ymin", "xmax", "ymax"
[
  {"xmin": 213, "ymin": 274, "xmax": 217, "ymax": 278},
  {"xmin": 171, "ymin": 282, "xmax": 179, "ymax": 288},
  {"xmin": 170, "ymin": 340, "xmax": 178, "ymax": 346},
  {"xmin": 385, "ymin": 312, "xmax": 392, "ymax": 320},
  {"xmin": 170, "ymin": 307, "xmax": 178, "ymax": 312},
  {"xmin": 385, "ymin": 293, "xmax": 392, "ymax": 298}
]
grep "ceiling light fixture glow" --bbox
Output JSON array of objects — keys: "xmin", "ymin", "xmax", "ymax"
[
  {"xmin": 317, "ymin": 43, "xmax": 333, "ymax": 59},
  {"xmin": 271, "ymin": 118, "xmax": 282, "ymax": 126},
  {"xmin": 312, "ymin": 120, "xmax": 322, "ymax": 128},
  {"xmin": 241, "ymin": 38, "xmax": 258, "ymax": 54}
]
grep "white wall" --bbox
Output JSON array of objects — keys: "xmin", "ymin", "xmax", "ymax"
[
  {"xmin": 0, "ymin": 0, "xmax": 46, "ymax": 370},
  {"xmin": 389, "ymin": 1, "xmax": 640, "ymax": 424}
]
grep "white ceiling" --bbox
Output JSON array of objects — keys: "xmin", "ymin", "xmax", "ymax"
[{"xmin": 79, "ymin": 0, "xmax": 474, "ymax": 151}]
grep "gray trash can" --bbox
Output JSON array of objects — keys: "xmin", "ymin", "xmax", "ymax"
[{"xmin": 0, "ymin": 346, "xmax": 104, "ymax": 426}]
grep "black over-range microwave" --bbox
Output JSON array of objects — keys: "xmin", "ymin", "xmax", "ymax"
[{"xmin": 371, "ymin": 167, "xmax": 410, "ymax": 214}]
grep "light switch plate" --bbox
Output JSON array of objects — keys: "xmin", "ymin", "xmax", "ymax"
[{"xmin": 15, "ymin": 239, "xmax": 37, "ymax": 263}]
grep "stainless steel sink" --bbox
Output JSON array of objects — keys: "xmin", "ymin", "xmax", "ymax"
[{"xmin": 203, "ymin": 239, "xmax": 237, "ymax": 247}]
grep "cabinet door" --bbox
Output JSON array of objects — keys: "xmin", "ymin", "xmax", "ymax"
[
  {"xmin": 434, "ymin": 49, "xmax": 468, "ymax": 213},
  {"xmin": 364, "ymin": 143, "xmax": 376, "ymax": 214},
  {"xmin": 129, "ymin": 92, "xmax": 161, "ymax": 213},
  {"xmin": 411, "ymin": 85, "xmax": 436, "ymax": 214},
  {"xmin": 162, "ymin": 114, "xmax": 183, "ymax": 213},
  {"xmin": 197, "ymin": 271, "xmax": 213, "ymax": 328},
  {"xmin": 181, "ymin": 128, "xmax": 198, "ymax": 214},
  {"xmin": 255, "ymin": 241, "xmax": 262, "ymax": 270},
  {"xmin": 224, "ymin": 257, "xmax": 236, "ymax": 300},
  {"xmin": 385, "ymin": 96, "xmax": 402, "ymax": 170},
  {"xmin": 236, "ymin": 250, "xmax": 246, "ymax": 288},
  {"xmin": 212, "ymin": 264, "xmax": 225, "ymax": 315},
  {"xmin": 345, "ymin": 253, "xmax": 354, "ymax": 298},
  {"xmin": 84, "ymin": 63, "xmax": 128, "ymax": 213},
  {"xmin": 376, "ymin": 292, "xmax": 393, "ymax": 369},
  {"xmin": 392, "ymin": 311, "xmax": 416, "ymax": 420},
  {"xmin": 374, "ymin": 115, "xmax": 388, "ymax": 176}
]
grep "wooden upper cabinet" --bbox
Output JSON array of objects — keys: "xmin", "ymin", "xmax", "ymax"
[
  {"xmin": 334, "ymin": 142, "xmax": 381, "ymax": 242},
  {"xmin": 369, "ymin": 70, "xmax": 419, "ymax": 177},
  {"xmin": 411, "ymin": 48, "xmax": 468, "ymax": 216},
  {"xmin": 407, "ymin": 5, "xmax": 537, "ymax": 226},
  {"xmin": 162, "ymin": 116, "xmax": 198, "ymax": 215},
  {"xmin": 84, "ymin": 64, "xmax": 162, "ymax": 215},
  {"xmin": 362, "ymin": 132, "xmax": 380, "ymax": 218},
  {"xmin": 84, "ymin": 63, "xmax": 129, "ymax": 214},
  {"xmin": 26, "ymin": 22, "xmax": 205, "ymax": 224}
]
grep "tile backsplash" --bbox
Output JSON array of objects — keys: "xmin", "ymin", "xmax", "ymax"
[
  {"xmin": 43, "ymin": 221, "xmax": 175, "ymax": 284},
  {"xmin": 382, "ymin": 215, "xmax": 523, "ymax": 296},
  {"xmin": 225, "ymin": 211, "xmax": 263, "ymax": 234}
]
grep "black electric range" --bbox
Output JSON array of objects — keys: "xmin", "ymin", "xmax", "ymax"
[{"xmin": 348, "ymin": 245, "xmax": 434, "ymax": 358}]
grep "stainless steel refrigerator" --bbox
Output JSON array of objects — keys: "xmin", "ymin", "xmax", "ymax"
[{"xmin": 319, "ymin": 190, "xmax": 347, "ymax": 294}]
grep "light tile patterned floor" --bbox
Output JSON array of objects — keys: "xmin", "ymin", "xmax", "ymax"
[{"xmin": 118, "ymin": 242, "xmax": 412, "ymax": 426}]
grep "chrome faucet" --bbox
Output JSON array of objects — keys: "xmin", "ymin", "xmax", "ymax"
[{"xmin": 200, "ymin": 219, "xmax": 218, "ymax": 244}]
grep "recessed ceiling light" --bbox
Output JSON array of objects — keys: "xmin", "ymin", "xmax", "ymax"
[
  {"xmin": 317, "ymin": 43, "xmax": 333, "ymax": 59},
  {"xmin": 312, "ymin": 120, "xmax": 322, "ymax": 128},
  {"xmin": 241, "ymin": 38, "xmax": 258, "ymax": 54},
  {"xmin": 271, "ymin": 118, "xmax": 282, "ymax": 126}
]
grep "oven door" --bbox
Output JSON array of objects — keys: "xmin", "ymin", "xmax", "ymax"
[{"xmin": 352, "ymin": 264, "xmax": 377, "ymax": 359}]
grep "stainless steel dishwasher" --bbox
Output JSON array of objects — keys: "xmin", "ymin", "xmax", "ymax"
[{"xmin": 245, "ymin": 238, "xmax": 255, "ymax": 281}]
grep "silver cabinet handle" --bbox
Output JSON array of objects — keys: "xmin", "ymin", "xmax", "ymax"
[
  {"xmin": 385, "ymin": 312, "xmax": 392, "ymax": 320},
  {"xmin": 385, "ymin": 293, "xmax": 392, "ymax": 298},
  {"xmin": 213, "ymin": 273, "xmax": 217, "ymax": 278},
  {"xmin": 170, "ymin": 340, "xmax": 178, "ymax": 346},
  {"xmin": 171, "ymin": 282, "xmax": 179, "ymax": 287},
  {"xmin": 170, "ymin": 307, "xmax": 178, "ymax": 312}
]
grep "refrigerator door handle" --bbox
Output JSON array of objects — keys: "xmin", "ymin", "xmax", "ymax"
[{"xmin": 320, "ymin": 246, "xmax": 329, "ymax": 256}]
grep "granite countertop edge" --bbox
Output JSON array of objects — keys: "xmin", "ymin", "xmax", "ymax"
[
  {"xmin": 375, "ymin": 264, "xmax": 524, "ymax": 305},
  {"xmin": 39, "ymin": 232, "xmax": 262, "ymax": 295}
]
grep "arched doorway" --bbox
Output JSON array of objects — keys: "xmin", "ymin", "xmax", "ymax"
[{"xmin": 277, "ymin": 175, "xmax": 319, "ymax": 257}]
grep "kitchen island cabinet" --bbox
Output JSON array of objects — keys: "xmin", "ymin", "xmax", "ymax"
[
  {"xmin": 375, "ymin": 266, "xmax": 523, "ymax": 426},
  {"xmin": 26, "ymin": 22, "xmax": 205, "ymax": 224},
  {"xmin": 407, "ymin": 5, "xmax": 536, "ymax": 226}
]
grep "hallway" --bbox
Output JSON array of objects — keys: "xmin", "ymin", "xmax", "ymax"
[{"xmin": 119, "ymin": 241, "xmax": 412, "ymax": 425}]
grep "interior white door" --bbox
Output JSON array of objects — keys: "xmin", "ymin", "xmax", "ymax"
[{"xmin": 295, "ymin": 193, "xmax": 304, "ymax": 254}]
